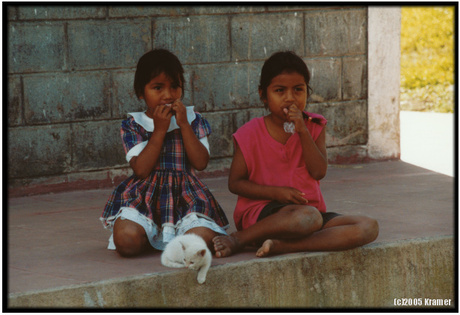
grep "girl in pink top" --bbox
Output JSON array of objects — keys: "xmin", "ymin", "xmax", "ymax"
[{"xmin": 213, "ymin": 51, "xmax": 379, "ymax": 258}]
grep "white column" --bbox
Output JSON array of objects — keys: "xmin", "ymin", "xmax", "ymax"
[{"xmin": 367, "ymin": 7, "xmax": 401, "ymax": 159}]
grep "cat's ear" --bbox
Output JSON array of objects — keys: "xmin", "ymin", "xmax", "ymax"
[
  {"xmin": 198, "ymin": 249, "xmax": 206, "ymax": 257},
  {"xmin": 180, "ymin": 242, "xmax": 186, "ymax": 251}
]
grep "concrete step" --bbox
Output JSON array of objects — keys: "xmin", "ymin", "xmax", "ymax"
[{"xmin": 8, "ymin": 236, "xmax": 454, "ymax": 308}]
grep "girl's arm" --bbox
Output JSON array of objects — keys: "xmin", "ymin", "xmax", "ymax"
[
  {"xmin": 178, "ymin": 123, "xmax": 210, "ymax": 171},
  {"xmin": 228, "ymin": 142, "xmax": 308, "ymax": 205},
  {"xmin": 172, "ymin": 101, "xmax": 209, "ymax": 171},
  {"xmin": 287, "ymin": 105, "xmax": 328, "ymax": 180},
  {"xmin": 130, "ymin": 106, "xmax": 172, "ymax": 179},
  {"xmin": 298, "ymin": 126, "xmax": 327, "ymax": 180}
]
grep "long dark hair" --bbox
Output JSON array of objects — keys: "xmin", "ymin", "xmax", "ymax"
[
  {"xmin": 134, "ymin": 49, "xmax": 185, "ymax": 99},
  {"xmin": 259, "ymin": 51, "xmax": 322, "ymax": 125}
]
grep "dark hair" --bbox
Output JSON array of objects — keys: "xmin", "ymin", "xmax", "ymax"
[
  {"xmin": 134, "ymin": 49, "xmax": 185, "ymax": 99},
  {"xmin": 259, "ymin": 51, "xmax": 321, "ymax": 124}
]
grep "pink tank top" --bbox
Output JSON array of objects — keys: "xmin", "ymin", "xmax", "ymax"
[{"xmin": 233, "ymin": 112, "xmax": 327, "ymax": 230}]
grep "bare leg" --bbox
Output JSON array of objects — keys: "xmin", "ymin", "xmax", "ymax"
[
  {"xmin": 185, "ymin": 226, "xmax": 222, "ymax": 254},
  {"xmin": 256, "ymin": 215, "xmax": 379, "ymax": 257},
  {"xmin": 113, "ymin": 219, "xmax": 150, "ymax": 257},
  {"xmin": 213, "ymin": 205, "xmax": 323, "ymax": 258}
]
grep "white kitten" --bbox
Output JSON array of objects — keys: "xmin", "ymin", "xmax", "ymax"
[{"xmin": 161, "ymin": 233, "xmax": 212, "ymax": 284}]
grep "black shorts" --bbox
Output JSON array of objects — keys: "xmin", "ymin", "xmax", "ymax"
[{"xmin": 257, "ymin": 201, "xmax": 342, "ymax": 228}]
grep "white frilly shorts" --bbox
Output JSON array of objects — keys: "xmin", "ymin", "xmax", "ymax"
[{"xmin": 104, "ymin": 207, "xmax": 228, "ymax": 251}]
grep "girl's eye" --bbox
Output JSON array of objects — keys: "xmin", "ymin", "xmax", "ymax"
[{"xmin": 275, "ymin": 88, "xmax": 284, "ymax": 92}]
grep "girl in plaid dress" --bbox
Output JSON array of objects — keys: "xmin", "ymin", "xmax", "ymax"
[{"xmin": 101, "ymin": 49, "xmax": 229, "ymax": 257}]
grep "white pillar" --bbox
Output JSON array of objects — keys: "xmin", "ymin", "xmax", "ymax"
[{"xmin": 367, "ymin": 7, "xmax": 401, "ymax": 159}]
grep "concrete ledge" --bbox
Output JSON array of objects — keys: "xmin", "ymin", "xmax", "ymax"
[{"xmin": 8, "ymin": 235, "xmax": 455, "ymax": 309}]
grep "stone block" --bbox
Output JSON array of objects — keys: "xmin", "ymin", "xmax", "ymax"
[
  {"xmin": 72, "ymin": 121, "xmax": 126, "ymax": 171},
  {"xmin": 153, "ymin": 16, "xmax": 230, "ymax": 64},
  {"xmin": 306, "ymin": 58, "xmax": 341, "ymax": 102},
  {"xmin": 17, "ymin": 6, "xmax": 106, "ymax": 20},
  {"xmin": 23, "ymin": 72, "xmax": 110, "ymax": 124},
  {"xmin": 246, "ymin": 107, "xmax": 268, "ymax": 122},
  {"xmin": 205, "ymin": 111, "xmax": 236, "ymax": 158},
  {"xmin": 8, "ymin": 173, "xmax": 70, "ymax": 194},
  {"xmin": 231, "ymin": 13, "xmax": 304, "ymax": 61},
  {"xmin": 310, "ymin": 101, "xmax": 368, "ymax": 147},
  {"xmin": 8, "ymin": 23, "xmax": 65, "ymax": 73},
  {"xmin": 189, "ymin": 6, "xmax": 266, "ymax": 15},
  {"xmin": 7, "ymin": 5, "xmax": 17, "ymax": 20},
  {"xmin": 343, "ymin": 55, "xmax": 367, "ymax": 100},
  {"xmin": 111, "ymin": 71, "xmax": 145, "ymax": 119},
  {"xmin": 68, "ymin": 20, "xmax": 151, "ymax": 70},
  {"xmin": 66, "ymin": 168, "xmax": 132, "ymax": 188},
  {"xmin": 8, "ymin": 125, "xmax": 71, "ymax": 178},
  {"xmin": 109, "ymin": 5, "xmax": 266, "ymax": 17},
  {"xmin": 181, "ymin": 66, "xmax": 195, "ymax": 110},
  {"xmin": 305, "ymin": 9, "xmax": 366, "ymax": 56},
  {"xmin": 109, "ymin": 6, "xmax": 189, "ymax": 17},
  {"xmin": 8, "ymin": 76, "xmax": 23, "ymax": 127},
  {"xmin": 191, "ymin": 62, "xmax": 261, "ymax": 111},
  {"xmin": 266, "ymin": 5, "xmax": 321, "ymax": 12},
  {"xmin": 206, "ymin": 157, "xmax": 232, "ymax": 174},
  {"xmin": 327, "ymin": 145, "xmax": 368, "ymax": 164}
]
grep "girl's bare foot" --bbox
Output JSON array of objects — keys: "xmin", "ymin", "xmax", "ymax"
[
  {"xmin": 256, "ymin": 239, "xmax": 280, "ymax": 257},
  {"xmin": 212, "ymin": 234, "xmax": 243, "ymax": 258}
]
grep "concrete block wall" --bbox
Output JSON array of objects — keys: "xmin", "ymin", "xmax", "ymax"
[{"xmin": 7, "ymin": 5, "xmax": 372, "ymax": 195}]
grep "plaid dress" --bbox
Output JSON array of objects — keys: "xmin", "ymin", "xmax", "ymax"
[{"xmin": 100, "ymin": 110, "xmax": 229, "ymax": 239}]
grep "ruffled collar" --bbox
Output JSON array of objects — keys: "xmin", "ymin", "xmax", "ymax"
[{"xmin": 128, "ymin": 106, "xmax": 196, "ymax": 133}]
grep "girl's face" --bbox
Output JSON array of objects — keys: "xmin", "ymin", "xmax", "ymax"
[
  {"xmin": 260, "ymin": 71, "xmax": 308, "ymax": 123},
  {"xmin": 140, "ymin": 72, "xmax": 182, "ymax": 115}
]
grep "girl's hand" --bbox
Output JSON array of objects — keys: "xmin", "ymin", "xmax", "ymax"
[
  {"xmin": 284, "ymin": 105, "xmax": 308, "ymax": 134},
  {"xmin": 153, "ymin": 104, "xmax": 173, "ymax": 132},
  {"xmin": 274, "ymin": 186, "xmax": 308, "ymax": 205},
  {"xmin": 171, "ymin": 100, "xmax": 189, "ymax": 127}
]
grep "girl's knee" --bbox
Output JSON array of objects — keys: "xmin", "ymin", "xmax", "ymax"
[
  {"xmin": 113, "ymin": 220, "xmax": 148, "ymax": 257},
  {"xmin": 356, "ymin": 216, "xmax": 379, "ymax": 245},
  {"xmin": 285, "ymin": 206, "xmax": 323, "ymax": 234},
  {"xmin": 363, "ymin": 217, "xmax": 379, "ymax": 241}
]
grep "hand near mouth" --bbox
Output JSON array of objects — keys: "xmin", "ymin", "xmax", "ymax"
[
  {"xmin": 163, "ymin": 101, "xmax": 177, "ymax": 116},
  {"xmin": 151, "ymin": 103, "xmax": 173, "ymax": 132},
  {"xmin": 283, "ymin": 104, "xmax": 307, "ymax": 134},
  {"xmin": 169, "ymin": 99, "xmax": 189, "ymax": 127}
]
